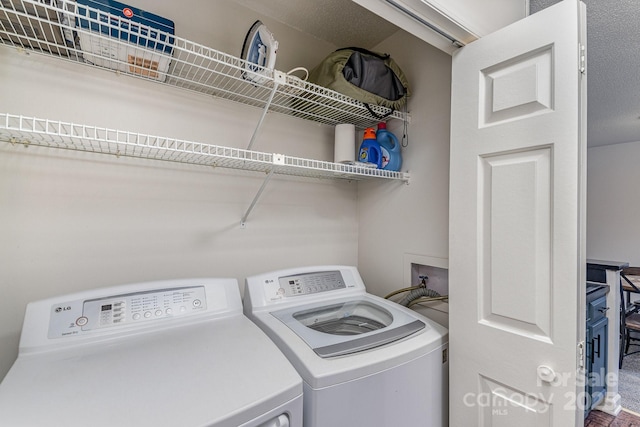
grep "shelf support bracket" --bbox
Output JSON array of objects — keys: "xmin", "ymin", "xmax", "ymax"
[
  {"xmin": 246, "ymin": 71, "xmax": 285, "ymax": 151},
  {"xmin": 240, "ymin": 168, "xmax": 276, "ymax": 228}
]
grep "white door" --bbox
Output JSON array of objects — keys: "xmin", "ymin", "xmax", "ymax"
[{"xmin": 449, "ymin": 0, "xmax": 587, "ymax": 425}]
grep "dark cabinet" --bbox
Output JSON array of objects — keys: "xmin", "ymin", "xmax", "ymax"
[{"xmin": 585, "ymin": 286, "xmax": 608, "ymax": 416}]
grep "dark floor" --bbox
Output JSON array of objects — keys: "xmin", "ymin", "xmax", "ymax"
[{"xmin": 586, "ymin": 409, "xmax": 640, "ymax": 426}]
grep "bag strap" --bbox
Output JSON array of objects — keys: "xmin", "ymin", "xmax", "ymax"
[
  {"xmin": 336, "ymin": 47, "xmax": 390, "ymax": 60},
  {"xmin": 364, "ymin": 103, "xmax": 395, "ymax": 119}
]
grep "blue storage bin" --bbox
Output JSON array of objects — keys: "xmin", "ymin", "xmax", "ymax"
[{"xmin": 74, "ymin": 0, "xmax": 175, "ymax": 81}]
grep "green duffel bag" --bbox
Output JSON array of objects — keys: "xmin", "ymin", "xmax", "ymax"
[{"xmin": 308, "ymin": 47, "xmax": 410, "ymax": 118}]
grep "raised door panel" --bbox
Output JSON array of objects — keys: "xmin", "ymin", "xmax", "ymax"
[{"xmin": 449, "ymin": 1, "xmax": 587, "ymax": 425}]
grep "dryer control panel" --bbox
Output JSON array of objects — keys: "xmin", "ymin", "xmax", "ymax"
[
  {"xmin": 47, "ymin": 286, "xmax": 207, "ymax": 339},
  {"xmin": 277, "ymin": 270, "xmax": 347, "ymax": 297},
  {"xmin": 244, "ymin": 265, "xmax": 365, "ymax": 309}
]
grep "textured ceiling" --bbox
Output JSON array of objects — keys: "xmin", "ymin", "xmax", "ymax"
[
  {"xmin": 235, "ymin": 0, "xmax": 399, "ymax": 49},
  {"xmin": 532, "ymin": 0, "xmax": 640, "ymax": 147}
]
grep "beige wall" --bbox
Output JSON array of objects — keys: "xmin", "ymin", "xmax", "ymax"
[
  {"xmin": 587, "ymin": 141, "xmax": 640, "ymax": 267},
  {"xmin": 357, "ymin": 30, "xmax": 452, "ymax": 301},
  {"xmin": 0, "ymin": 0, "xmax": 352, "ymax": 379},
  {"xmin": 0, "ymin": 1, "xmax": 453, "ymax": 380}
]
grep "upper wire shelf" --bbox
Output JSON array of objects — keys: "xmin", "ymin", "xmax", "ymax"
[
  {"xmin": 0, "ymin": 113, "xmax": 411, "ymax": 182},
  {"xmin": 0, "ymin": 0, "xmax": 409, "ymax": 128}
]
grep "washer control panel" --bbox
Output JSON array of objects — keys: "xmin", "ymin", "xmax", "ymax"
[
  {"xmin": 48, "ymin": 286, "xmax": 207, "ymax": 338},
  {"xmin": 277, "ymin": 270, "xmax": 347, "ymax": 297}
]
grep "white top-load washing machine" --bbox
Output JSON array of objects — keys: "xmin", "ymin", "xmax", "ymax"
[
  {"xmin": 0, "ymin": 278, "xmax": 303, "ymax": 427},
  {"xmin": 244, "ymin": 265, "xmax": 448, "ymax": 427}
]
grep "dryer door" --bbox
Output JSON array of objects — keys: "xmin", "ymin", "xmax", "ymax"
[{"xmin": 272, "ymin": 298, "xmax": 425, "ymax": 358}]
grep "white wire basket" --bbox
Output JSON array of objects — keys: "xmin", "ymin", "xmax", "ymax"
[
  {"xmin": 0, "ymin": 113, "xmax": 411, "ymax": 182},
  {"xmin": 0, "ymin": 0, "xmax": 409, "ymax": 128}
]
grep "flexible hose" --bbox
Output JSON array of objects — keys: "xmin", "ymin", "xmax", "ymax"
[
  {"xmin": 407, "ymin": 295, "xmax": 449, "ymax": 308},
  {"xmin": 398, "ymin": 287, "xmax": 441, "ymax": 307},
  {"xmin": 383, "ymin": 285, "xmax": 422, "ymax": 300}
]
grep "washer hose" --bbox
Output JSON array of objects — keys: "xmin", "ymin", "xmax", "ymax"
[
  {"xmin": 384, "ymin": 285, "xmax": 422, "ymax": 300},
  {"xmin": 398, "ymin": 287, "xmax": 441, "ymax": 307}
]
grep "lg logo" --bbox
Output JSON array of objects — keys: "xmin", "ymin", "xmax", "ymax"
[{"xmin": 54, "ymin": 306, "xmax": 72, "ymax": 313}]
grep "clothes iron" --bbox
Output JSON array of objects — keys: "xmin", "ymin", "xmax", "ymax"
[{"xmin": 240, "ymin": 20, "xmax": 278, "ymax": 84}]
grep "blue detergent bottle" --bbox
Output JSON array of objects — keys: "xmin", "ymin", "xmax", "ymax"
[
  {"xmin": 377, "ymin": 122, "xmax": 402, "ymax": 171},
  {"xmin": 358, "ymin": 127, "xmax": 382, "ymax": 168}
]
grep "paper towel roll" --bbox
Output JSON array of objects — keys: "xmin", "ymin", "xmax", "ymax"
[{"xmin": 334, "ymin": 123, "xmax": 356, "ymax": 163}]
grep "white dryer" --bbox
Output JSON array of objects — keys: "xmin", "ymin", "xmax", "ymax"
[
  {"xmin": 244, "ymin": 265, "xmax": 448, "ymax": 427},
  {"xmin": 0, "ymin": 278, "xmax": 303, "ymax": 427}
]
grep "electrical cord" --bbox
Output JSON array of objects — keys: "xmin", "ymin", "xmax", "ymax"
[{"xmin": 286, "ymin": 66, "xmax": 309, "ymax": 81}]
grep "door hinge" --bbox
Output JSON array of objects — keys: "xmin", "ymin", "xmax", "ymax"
[
  {"xmin": 578, "ymin": 341, "xmax": 585, "ymax": 368},
  {"xmin": 579, "ymin": 44, "xmax": 586, "ymax": 75}
]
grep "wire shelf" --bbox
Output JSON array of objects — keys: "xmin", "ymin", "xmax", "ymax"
[
  {"xmin": 0, "ymin": 113, "xmax": 411, "ymax": 182},
  {"xmin": 0, "ymin": 0, "xmax": 409, "ymax": 129}
]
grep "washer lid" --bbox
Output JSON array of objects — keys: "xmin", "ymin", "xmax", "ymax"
[
  {"xmin": 0, "ymin": 278, "xmax": 302, "ymax": 427},
  {"xmin": 271, "ymin": 296, "xmax": 426, "ymax": 358},
  {"xmin": 0, "ymin": 317, "xmax": 302, "ymax": 427}
]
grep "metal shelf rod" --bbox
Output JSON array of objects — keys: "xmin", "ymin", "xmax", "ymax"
[
  {"xmin": 246, "ymin": 80, "xmax": 280, "ymax": 151},
  {"xmin": 240, "ymin": 169, "xmax": 275, "ymax": 228},
  {"xmin": 0, "ymin": 113, "xmax": 410, "ymax": 226}
]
